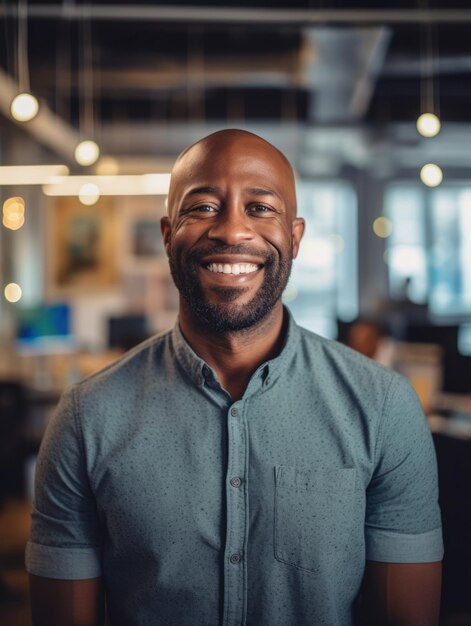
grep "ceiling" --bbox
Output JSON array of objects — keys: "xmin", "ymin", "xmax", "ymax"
[{"xmin": 1, "ymin": 1, "xmax": 471, "ymax": 177}]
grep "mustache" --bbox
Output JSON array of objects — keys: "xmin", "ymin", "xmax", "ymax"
[{"xmin": 187, "ymin": 244, "xmax": 273, "ymax": 264}]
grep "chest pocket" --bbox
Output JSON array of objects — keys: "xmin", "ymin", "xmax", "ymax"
[{"xmin": 274, "ymin": 465, "xmax": 357, "ymax": 574}]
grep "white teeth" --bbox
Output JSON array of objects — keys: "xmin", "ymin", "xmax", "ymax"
[{"xmin": 207, "ymin": 262, "xmax": 259, "ymax": 275}]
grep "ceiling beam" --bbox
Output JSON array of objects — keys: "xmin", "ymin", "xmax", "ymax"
[
  {"xmin": 30, "ymin": 59, "xmax": 304, "ymax": 95},
  {"xmin": 384, "ymin": 55, "xmax": 471, "ymax": 77},
  {"xmin": 1, "ymin": 5, "xmax": 471, "ymax": 25}
]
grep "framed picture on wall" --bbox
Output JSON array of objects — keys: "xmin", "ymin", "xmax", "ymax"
[
  {"xmin": 118, "ymin": 197, "xmax": 167, "ymax": 272},
  {"xmin": 46, "ymin": 197, "xmax": 119, "ymax": 295},
  {"xmin": 131, "ymin": 219, "xmax": 163, "ymax": 258}
]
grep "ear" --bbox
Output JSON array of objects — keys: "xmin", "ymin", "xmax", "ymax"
[
  {"xmin": 160, "ymin": 216, "xmax": 172, "ymax": 256},
  {"xmin": 291, "ymin": 217, "xmax": 305, "ymax": 259}
]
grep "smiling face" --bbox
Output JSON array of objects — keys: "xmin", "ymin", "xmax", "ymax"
[{"xmin": 161, "ymin": 130, "xmax": 304, "ymax": 333}]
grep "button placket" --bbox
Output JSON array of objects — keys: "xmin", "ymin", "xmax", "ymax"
[{"xmin": 223, "ymin": 401, "xmax": 247, "ymax": 625}]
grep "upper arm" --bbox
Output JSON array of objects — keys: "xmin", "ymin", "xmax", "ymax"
[
  {"xmin": 29, "ymin": 574, "xmax": 105, "ymax": 626},
  {"xmin": 358, "ymin": 560, "xmax": 442, "ymax": 626},
  {"xmin": 359, "ymin": 377, "xmax": 443, "ymax": 624},
  {"xmin": 365, "ymin": 375, "xmax": 443, "ymax": 564},
  {"xmin": 26, "ymin": 387, "xmax": 103, "ymax": 581}
]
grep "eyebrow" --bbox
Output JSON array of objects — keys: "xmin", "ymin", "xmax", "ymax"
[
  {"xmin": 245, "ymin": 187, "xmax": 281, "ymax": 200},
  {"xmin": 185, "ymin": 186, "xmax": 220, "ymax": 197},
  {"xmin": 184, "ymin": 186, "xmax": 281, "ymax": 199}
]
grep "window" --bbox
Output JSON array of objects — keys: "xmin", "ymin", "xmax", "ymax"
[
  {"xmin": 384, "ymin": 185, "xmax": 427, "ymax": 303},
  {"xmin": 385, "ymin": 183, "xmax": 471, "ymax": 317},
  {"xmin": 285, "ymin": 181, "xmax": 358, "ymax": 337}
]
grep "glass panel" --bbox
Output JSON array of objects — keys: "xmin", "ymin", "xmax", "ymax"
[
  {"xmin": 285, "ymin": 182, "xmax": 358, "ymax": 337},
  {"xmin": 385, "ymin": 183, "xmax": 471, "ymax": 317},
  {"xmin": 429, "ymin": 188, "xmax": 471, "ymax": 315},
  {"xmin": 384, "ymin": 185, "xmax": 427, "ymax": 303}
]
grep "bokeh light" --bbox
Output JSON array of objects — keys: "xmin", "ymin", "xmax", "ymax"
[
  {"xmin": 416, "ymin": 113, "xmax": 441, "ymax": 138},
  {"xmin": 95, "ymin": 157, "xmax": 119, "ymax": 175},
  {"xmin": 75, "ymin": 140, "xmax": 100, "ymax": 166},
  {"xmin": 373, "ymin": 217, "xmax": 393, "ymax": 238},
  {"xmin": 3, "ymin": 197, "xmax": 25, "ymax": 230},
  {"xmin": 78, "ymin": 183, "xmax": 100, "ymax": 205},
  {"xmin": 10, "ymin": 92, "xmax": 39, "ymax": 122},
  {"xmin": 4, "ymin": 283, "xmax": 22, "ymax": 302},
  {"xmin": 420, "ymin": 163, "xmax": 443, "ymax": 187}
]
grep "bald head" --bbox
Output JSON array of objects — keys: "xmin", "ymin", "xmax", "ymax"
[
  {"xmin": 161, "ymin": 128, "xmax": 305, "ymax": 335},
  {"xmin": 173, "ymin": 129, "xmax": 294, "ymax": 171},
  {"xmin": 167, "ymin": 129, "xmax": 297, "ymax": 222}
]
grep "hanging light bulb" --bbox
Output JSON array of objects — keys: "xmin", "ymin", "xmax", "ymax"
[
  {"xmin": 420, "ymin": 163, "xmax": 443, "ymax": 187},
  {"xmin": 78, "ymin": 183, "xmax": 100, "ymax": 205},
  {"xmin": 12, "ymin": 1, "xmax": 38, "ymax": 123},
  {"xmin": 10, "ymin": 92, "xmax": 39, "ymax": 122},
  {"xmin": 418, "ymin": 22, "xmax": 441, "ymax": 141},
  {"xmin": 75, "ymin": 18, "xmax": 100, "ymax": 168},
  {"xmin": 416, "ymin": 113, "xmax": 441, "ymax": 138},
  {"xmin": 75, "ymin": 140, "xmax": 100, "ymax": 166}
]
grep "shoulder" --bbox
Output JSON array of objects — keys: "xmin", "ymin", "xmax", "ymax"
[
  {"xmin": 292, "ymin": 323, "xmax": 424, "ymax": 436},
  {"xmin": 81, "ymin": 328, "xmax": 171, "ymax": 385},
  {"xmin": 295, "ymin": 323, "xmax": 401, "ymax": 396},
  {"xmin": 63, "ymin": 328, "xmax": 174, "ymax": 419}
]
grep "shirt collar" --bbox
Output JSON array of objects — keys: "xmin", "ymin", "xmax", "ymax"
[{"xmin": 171, "ymin": 306, "xmax": 301, "ymax": 393}]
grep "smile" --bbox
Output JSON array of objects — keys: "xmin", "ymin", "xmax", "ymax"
[{"xmin": 206, "ymin": 262, "xmax": 260, "ymax": 275}]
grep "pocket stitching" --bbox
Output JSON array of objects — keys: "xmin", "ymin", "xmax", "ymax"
[{"xmin": 274, "ymin": 465, "xmax": 355, "ymax": 574}]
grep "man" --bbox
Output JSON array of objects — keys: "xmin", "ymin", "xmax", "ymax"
[{"xmin": 27, "ymin": 130, "xmax": 443, "ymax": 625}]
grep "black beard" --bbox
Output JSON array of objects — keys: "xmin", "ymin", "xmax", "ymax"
[{"xmin": 168, "ymin": 244, "xmax": 293, "ymax": 333}]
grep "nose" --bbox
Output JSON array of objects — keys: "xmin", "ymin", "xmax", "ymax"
[{"xmin": 206, "ymin": 204, "xmax": 255, "ymax": 245}]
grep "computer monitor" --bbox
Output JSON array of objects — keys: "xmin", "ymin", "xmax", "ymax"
[
  {"xmin": 16, "ymin": 303, "xmax": 74, "ymax": 355},
  {"xmin": 107, "ymin": 314, "xmax": 149, "ymax": 351}
]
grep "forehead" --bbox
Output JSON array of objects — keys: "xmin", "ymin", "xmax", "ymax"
[{"xmin": 169, "ymin": 134, "xmax": 296, "ymax": 208}]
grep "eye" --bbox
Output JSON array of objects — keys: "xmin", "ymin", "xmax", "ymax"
[
  {"xmin": 249, "ymin": 204, "xmax": 274, "ymax": 214},
  {"xmin": 194, "ymin": 204, "xmax": 217, "ymax": 213},
  {"xmin": 179, "ymin": 204, "xmax": 218, "ymax": 218}
]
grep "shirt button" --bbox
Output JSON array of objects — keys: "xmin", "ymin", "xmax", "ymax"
[
  {"xmin": 265, "ymin": 376, "xmax": 271, "ymax": 386},
  {"xmin": 230, "ymin": 407, "xmax": 239, "ymax": 417},
  {"xmin": 230, "ymin": 477, "xmax": 242, "ymax": 488},
  {"xmin": 230, "ymin": 553, "xmax": 242, "ymax": 564}
]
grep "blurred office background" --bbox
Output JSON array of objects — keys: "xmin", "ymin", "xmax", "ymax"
[{"xmin": 0, "ymin": 1, "xmax": 470, "ymax": 624}]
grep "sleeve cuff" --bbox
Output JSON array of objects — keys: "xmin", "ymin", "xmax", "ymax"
[
  {"xmin": 365, "ymin": 527, "xmax": 444, "ymax": 563},
  {"xmin": 25, "ymin": 541, "xmax": 102, "ymax": 579}
]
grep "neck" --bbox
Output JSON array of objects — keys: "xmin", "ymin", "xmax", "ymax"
[{"xmin": 179, "ymin": 302, "xmax": 286, "ymax": 400}]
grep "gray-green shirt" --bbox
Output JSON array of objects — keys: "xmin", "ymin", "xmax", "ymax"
[{"xmin": 26, "ymin": 310, "xmax": 443, "ymax": 626}]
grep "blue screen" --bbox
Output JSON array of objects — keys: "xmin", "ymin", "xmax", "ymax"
[{"xmin": 16, "ymin": 303, "xmax": 73, "ymax": 354}]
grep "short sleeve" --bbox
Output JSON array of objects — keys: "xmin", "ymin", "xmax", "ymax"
[
  {"xmin": 365, "ymin": 374, "xmax": 443, "ymax": 563},
  {"xmin": 25, "ymin": 385, "xmax": 103, "ymax": 579}
]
